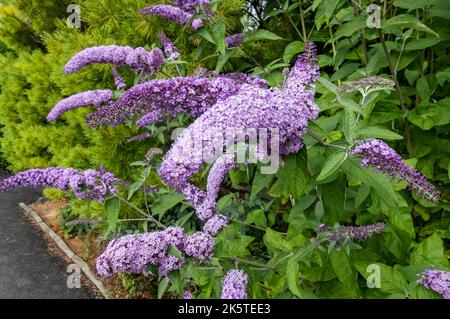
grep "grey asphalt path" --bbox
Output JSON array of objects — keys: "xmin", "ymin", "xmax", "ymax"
[{"xmin": 0, "ymin": 172, "xmax": 96, "ymax": 299}]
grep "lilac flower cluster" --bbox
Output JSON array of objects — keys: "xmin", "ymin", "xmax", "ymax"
[
  {"xmin": 159, "ymin": 43, "xmax": 319, "ymax": 225},
  {"xmin": 203, "ymin": 214, "xmax": 228, "ymax": 236},
  {"xmin": 417, "ymin": 269, "xmax": 450, "ymax": 299},
  {"xmin": 184, "ymin": 232, "xmax": 215, "ymax": 261},
  {"xmin": 173, "ymin": 0, "xmax": 210, "ymax": 13},
  {"xmin": 284, "ymin": 41, "xmax": 320, "ymax": 120},
  {"xmin": 196, "ymin": 154, "xmax": 237, "ymax": 220},
  {"xmin": 139, "ymin": 5, "xmax": 203, "ymax": 30},
  {"xmin": 221, "ymin": 269, "xmax": 248, "ymax": 299},
  {"xmin": 316, "ymin": 222, "xmax": 386, "ymax": 241},
  {"xmin": 183, "ymin": 289, "xmax": 193, "ymax": 299},
  {"xmin": 85, "ymin": 74, "xmax": 267, "ymax": 128},
  {"xmin": 352, "ymin": 139, "xmax": 441, "ymax": 203},
  {"xmin": 96, "ymin": 227, "xmax": 214, "ymax": 277},
  {"xmin": 112, "ymin": 67, "xmax": 127, "ymax": 90},
  {"xmin": 226, "ymin": 33, "xmax": 244, "ymax": 48},
  {"xmin": 0, "ymin": 167, "xmax": 119, "ymax": 202},
  {"xmin": 158, "ymin": 32, "xmax": 181, "ymax": 60},
  {"xmin": 64, "ymin": 45, "xmax": 164, "ymax": 75},
  {"xmin": 47, "ymin": 89, "xmax": 114, "ymax": 122}
]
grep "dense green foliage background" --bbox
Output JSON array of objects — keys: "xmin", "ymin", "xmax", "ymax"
[{"xmin": 0, "ymin": 0, "xmax": 448, "ymax": 299}]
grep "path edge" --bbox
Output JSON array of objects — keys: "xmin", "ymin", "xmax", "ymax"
[{"xmin": 19, "ymin": 202, "xmax": 110, "ymax": 299}]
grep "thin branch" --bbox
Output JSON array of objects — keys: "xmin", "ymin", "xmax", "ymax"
[
  {"xmin": 117, "ymin": 196, "xmax": 166, "ymax": 229},
  {"xmin": 307, "ymin": 132, "xmax": 348, "ymax": 150}
]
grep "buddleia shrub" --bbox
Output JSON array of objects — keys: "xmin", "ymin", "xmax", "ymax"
[{"xmin": 0, "ymin": 0, "xmax": 449, "ymax": 300}]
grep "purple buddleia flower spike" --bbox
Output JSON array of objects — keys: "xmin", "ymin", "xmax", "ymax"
[
  {"xmin": 221, "ymin": 269, "xmax": 248, "ymax": 299},
  {"xmin": 203, "ymin": 214, "xmax": 228, "ymax": 236},
  {"xmin": 196, "ymin": 154, "xmax": 237, "ymax": 220},
  {"xmin": 47, "ymin": 89, "xmax": 114, "ymax": 122},
  {"xmin": 64, "ymin": 45, "xmax": 164, "ymax": 75},
  {"xmin": 352, "ymin": 139, "xmax": 441, "ymax": 203},
  {"xmin": 418, "ymin": 269, "xmax": 450, "ymax": 299},
  {"xmin": 158, "ymin": 44, "xmax": 319, "ymax": 220},
  {"xmin": 112, "ymin": 67, "xmax": 127, "ymax": 90},
  {"xmin": 139, "ymin": 5, "xmax": 203, "ymax": 30},
  {"xmin": 158, "ymin": 32, "xmax": 181, "ymax": 60},
  {"xmin": 96, "ymin": 227, "xmax": 183, "ymax": 277},
  {"xmin": 173, "ymin": 0, "xmax": 210, "ymax": 13},
  {"xmin": 96, "ymin": 227, "xmax": 216, "ymax": 277},
  {"xmin": 85, "ymin": 74, "xmax": 267, "ymax": 128},
  {"xmin": 284, "ymin": 41, "xmax": 320, "ymax": 120},
  {"xmin": 226, "ymin": 33, "xmax": 243, "ymax": 48},
  {"xmin": 0, "ymin": 167, "xmax": 119, "ymax": 202}
]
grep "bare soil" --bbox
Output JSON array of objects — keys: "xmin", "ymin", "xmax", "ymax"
[{"xmin": 30, "ymin": 199, "xmax": 155, "ymax": 299}]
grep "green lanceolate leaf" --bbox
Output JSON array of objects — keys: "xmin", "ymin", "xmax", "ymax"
[
  {"xmin": 104, "ymin": 197, "xmax": 120, "ymax": 234},
  {"xmin": 264, "ymin": 228, "xmax": 292, "ymax": 252},
  {"xmin": 382, "ymin": 14, "xmax": 439, "ymax": 37},
  {"xmin": 330, "ymin": 250, "xmax": 358, "ymax": 293},
  {"xmin": 355, "ymin": 262, "xmax": 408, "ymax": 295},
  {"xmin": 211, "ymin": 19, "xmax": 226, "ymax": 55},
  {"xmin": 158, "ymin": 277, "xmax": 170, "ymax": 299},
  {"xmin": 152, "ymin": 193, "xmax": 184, "ymax": 218},
  {"xmin": 246, "ymin": 209, "xmax": 267, "ymax": 228},
  {"xmin": 410, "ymin": 234, "xmax": 449, "ymax": 267},
  {"xmin": 333, "ymin": 16, "xmax": 366, "ymax": 41},
  {"xmin": 359, "ymin": 126, "xmax": 404, "ymax": 140},
  {"xmin": 287, "ymin": 258, "xmax": 304, "ymax": 298},
  {"xmin": 283, "ymin": 41, "xmax": 305, "ymax": 64},
  {"xmin": 244, "ymin": 29, "xmax": 283, "ymax": 42},
  {"xmin": 317, "ymin": 151, "xmax": 348, "ymax": 181},
  {"xmin": 250, "ymin": 170, "xmax": 274, "ymax": 201},
  {"xmin": 343, "ymin": 109, "xmax": 358, "ymax": 145},
  {"xmin": 270, "ymin": 149, "xmax": 308, "ymax": 202},
  {"xmin": 341, "ymin": 158, "xmax": 404, "ymax": 208}
]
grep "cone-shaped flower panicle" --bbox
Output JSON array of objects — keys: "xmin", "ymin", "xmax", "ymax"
[
  {"xmin": 64, "ymin": 45, "xmax": 164, "ymax": 75},
  {"xmin": 158, "ymin": 32, "xmax": 181, "ymax": 60},
  {"xmin": 96, "ymin": 228, "xmax": 214, "ymax": 277},
  {"xmin": 0, "ymin": 167, "xmax": 119, "ymax": 202},
  {"xmin": 47, "ymin": 89, "xmax": 114, "ymax": 122},
  {"xmin": 352, "ymin": 139, "xmax": 441, "ymax": 203},
  {"xmin": 85, "ymin": 73, "xmax": 267, "ymax": 128},
  {"xmin": 112, "ymin": 67, "xmax": 127, "ymax": 90},
  {"xmin": 173, "ymin": 0, "xmax": 210, "ymax": 13},
  {"xmin": 139, "ymin": 5, "xmax": 203, "ymax": 30}
]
